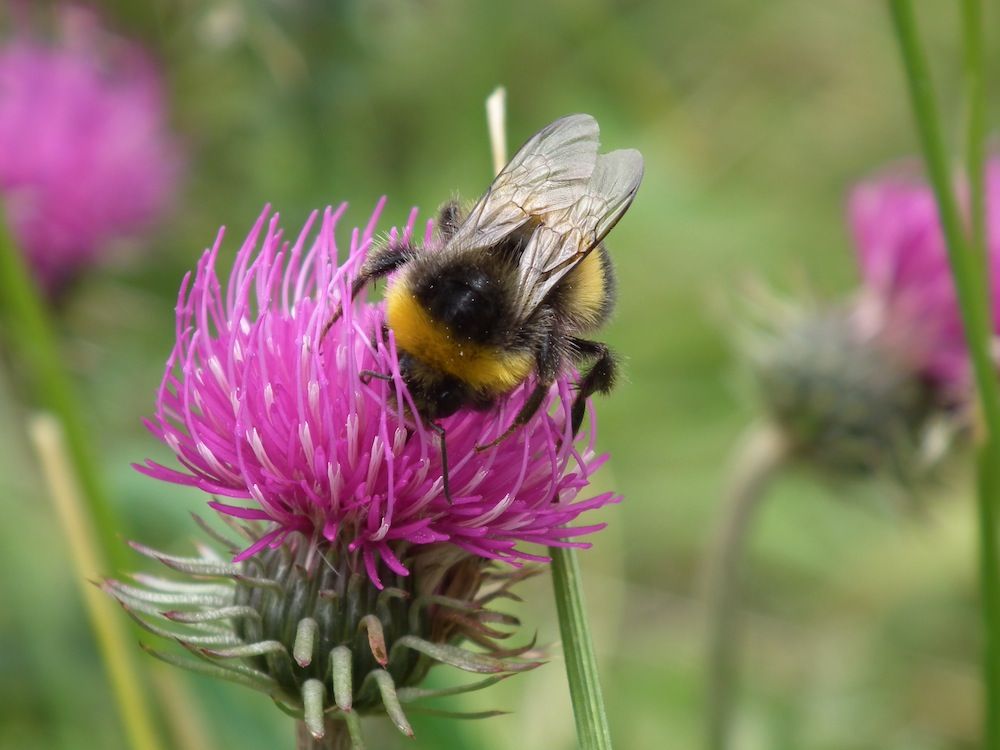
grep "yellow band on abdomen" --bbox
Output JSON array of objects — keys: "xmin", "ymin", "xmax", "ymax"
[{"xmin": 386, "ymin": 284, "xmax": 533, "ymax": 394}]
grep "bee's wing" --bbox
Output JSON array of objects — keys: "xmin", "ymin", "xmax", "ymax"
[
  {"xmin": 449, "ymin": 113, "xmax": 643, "ymax": 320},
  {"xmin": 511, "ymin": 147, "xmax": 644, "ymax": 318},
  {"xmin": 449, "ymin": 114, "xmax": 602, "ymax": 249}
]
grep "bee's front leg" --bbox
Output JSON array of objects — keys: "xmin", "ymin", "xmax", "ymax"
[{"xmin": 320, "ymin": 242, "xmax": 415, "ymax": 342}]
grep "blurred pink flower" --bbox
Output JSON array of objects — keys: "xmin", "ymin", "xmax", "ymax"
[
  {"xmin": 848, "ymin": 162, "xmax": 1000, "ymax": 389},
  {"xmin": 0, "ymin": 7, "xmax": 181, "ymax": 292},
  {"xmin": 136, "ymin": 202, "xmax": 617, "ymax": 586}
]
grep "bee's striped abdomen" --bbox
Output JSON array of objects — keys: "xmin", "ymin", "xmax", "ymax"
[{"xmin": 385, "ymin": 279, "xmax": 534, "ymax": 395}]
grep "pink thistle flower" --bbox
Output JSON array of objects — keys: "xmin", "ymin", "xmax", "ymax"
[
  {"xmin": 848, "ymin": 161, "xmax": 1000, "ymax": 390},
  {"xmin": 136, "ymin": 201, "xmax": 618, "ymax": 587},
  {"xmin": 0, "ymin": 6, "xmax": 181, "ymax": 292}
]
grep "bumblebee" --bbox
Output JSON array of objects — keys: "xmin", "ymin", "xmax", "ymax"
[{"xmin": 338, "ymin": 114, "xmax": 643, "ymax": 497}]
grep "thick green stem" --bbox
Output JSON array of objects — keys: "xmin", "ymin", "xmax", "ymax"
[
  {"xmin": 550, "ymin": 545, "xmax": 614, "ymax": 750},
  {"xmin": 962, "ymin": 2, "xmax": 1000, "ymax": 740},
  {"xmin": 978, "ymin": 442, "xmax": 1000, "ymax": 744},
  {"xmin": 888, "ymin": 0, "xmax": 1000, "ymax": 434},
  {"xmin": 704, "ymin": 425, "xmax": 787, "ymax": 750},
  {"xmin": 889, "ymin": 0, "xmax": 1000, "ymax": 743},
  {"xmin": 486, "ymin": 85, "xmax": 614, "ymax": 750}
]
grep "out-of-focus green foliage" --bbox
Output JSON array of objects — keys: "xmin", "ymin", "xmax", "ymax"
[{"xmin": 0, "ymin": 1, "xmax": 990, "ymax": 748}]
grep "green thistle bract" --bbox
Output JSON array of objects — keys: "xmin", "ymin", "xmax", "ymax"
[{"xmin": 105, "ymin": 515, "xmax": 541, "ymax": 746}]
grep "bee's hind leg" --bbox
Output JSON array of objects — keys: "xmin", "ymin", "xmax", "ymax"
[
  {"xmin": 475, "ymin": 381, "xmax": 552, "ymax": 452},
  {"xmin": 568, "ymin": 338, "xmax": 618, "ymax": 435}
]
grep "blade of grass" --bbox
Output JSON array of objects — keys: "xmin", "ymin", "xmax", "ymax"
[
  {"xmin": 28, "ymin": 414, "xmax": 165, "ymax": 750},
  {"xmin": 0, "ymin": 214, "xmax": 213, "ymax": 748},
  {"xmin": 0, "ymin": 216, "xmax": 126, "ymax": 573},
  {"xmin": 977, "ymin": 440, "xmax": 1000, "ymax": 744},
  {"xmin": 888, "ymin": 1, "xmax": 1000, "ymax": 744},
  {"xmin": 961, "ymin": 2, "xmax": 1000, "ymax": 741},
  {"xmin": 150, "ymin": 668, "xmax": 216, "ymax": 750}
]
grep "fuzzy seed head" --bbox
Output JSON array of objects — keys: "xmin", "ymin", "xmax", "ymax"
[{"xmin": 745, "ymin": 296, "xmax": 953, "ymax": 483}]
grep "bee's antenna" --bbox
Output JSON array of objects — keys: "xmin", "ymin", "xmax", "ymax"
[{"xmin": 319, "ymin": 276, "xmax": 360, "ymax": 345}]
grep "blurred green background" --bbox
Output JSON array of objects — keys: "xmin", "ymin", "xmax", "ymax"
[{"xmin": 0, "ymin": 1, "xmax": 990, "ymax": 749}]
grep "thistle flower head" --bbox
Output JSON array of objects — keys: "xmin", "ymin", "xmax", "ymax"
[
  {"xmin": 0, "ymin": 6, "xmax": 181, "ymax": 292},
  {"xmin": 122, "ymin": 201, "xmax": 617, "ymax": 744},
  {"xmin": 848, "ymin": 161, "xmax": 1000, "ymax": 390},
  {"xmin": 136, "ymin": 201, "xmax": 617, "ymax": 586}
]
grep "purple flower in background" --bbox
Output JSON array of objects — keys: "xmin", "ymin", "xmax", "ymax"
[
  {"xmin": 0, "ymin": 7, "xmax": 180, "ymax": 292},
  {"xmin": 136, "ymin": 201, "xmax": 617, "ymax": 586},
  {"xmin": 848, "ymin": 162, "xmax": 1000, "ymax": 390}
]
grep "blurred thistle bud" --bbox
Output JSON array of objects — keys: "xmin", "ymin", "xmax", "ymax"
[
  {"xmin": 735, "ymin": 159, "xmax": 1000, "ymax": 483},
  {"xmin": 705, "ymin": 163, "xmax": 993, "ymax": 749},
  {"xmin": 742, "ymin": 288, "xmax": 954, "ymax": 483},
  {"xmin": 109, "ymin": 203, "xmax": 618, "ymax": 746},
  {"xmin": 0, "ymin": 5, "xmax": 181, "ymax": 294}
]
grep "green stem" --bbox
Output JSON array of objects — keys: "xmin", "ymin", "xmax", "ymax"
[
  {"xmin": 889, "ymin": 1, "xmax": 1000, "ymax": 743},
  {"xmin": 888, "ymin": 0, "xmax": 1000, "ymax": 434},
  {"xmin": 0, "ymin": 217, "xmax": 127, "ymax": 573},
  {"xmin": 549, "ymin": 545, "xmax": 613, "ymax": 750},
  {"xmin": 0, "ymin": 215, "xmax": 167, "ymax": 749},
  {"xmin": 28, "ymin": 415, "xmax": 165, "ymax": 750},
  {"xmin": 704, "ymin": 425, "xmax": 787, "ymax": 750},
  {"xmin": 978, "ymin": 442, "xmax": 1000, "ymax": 744},
  {"xmin": 962, "ymin": 3, "xmax": 1000, "ymax": 740},
  {"xmin": 486, "ymin": 87, "xmax": 611, "ymax": 750}
]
